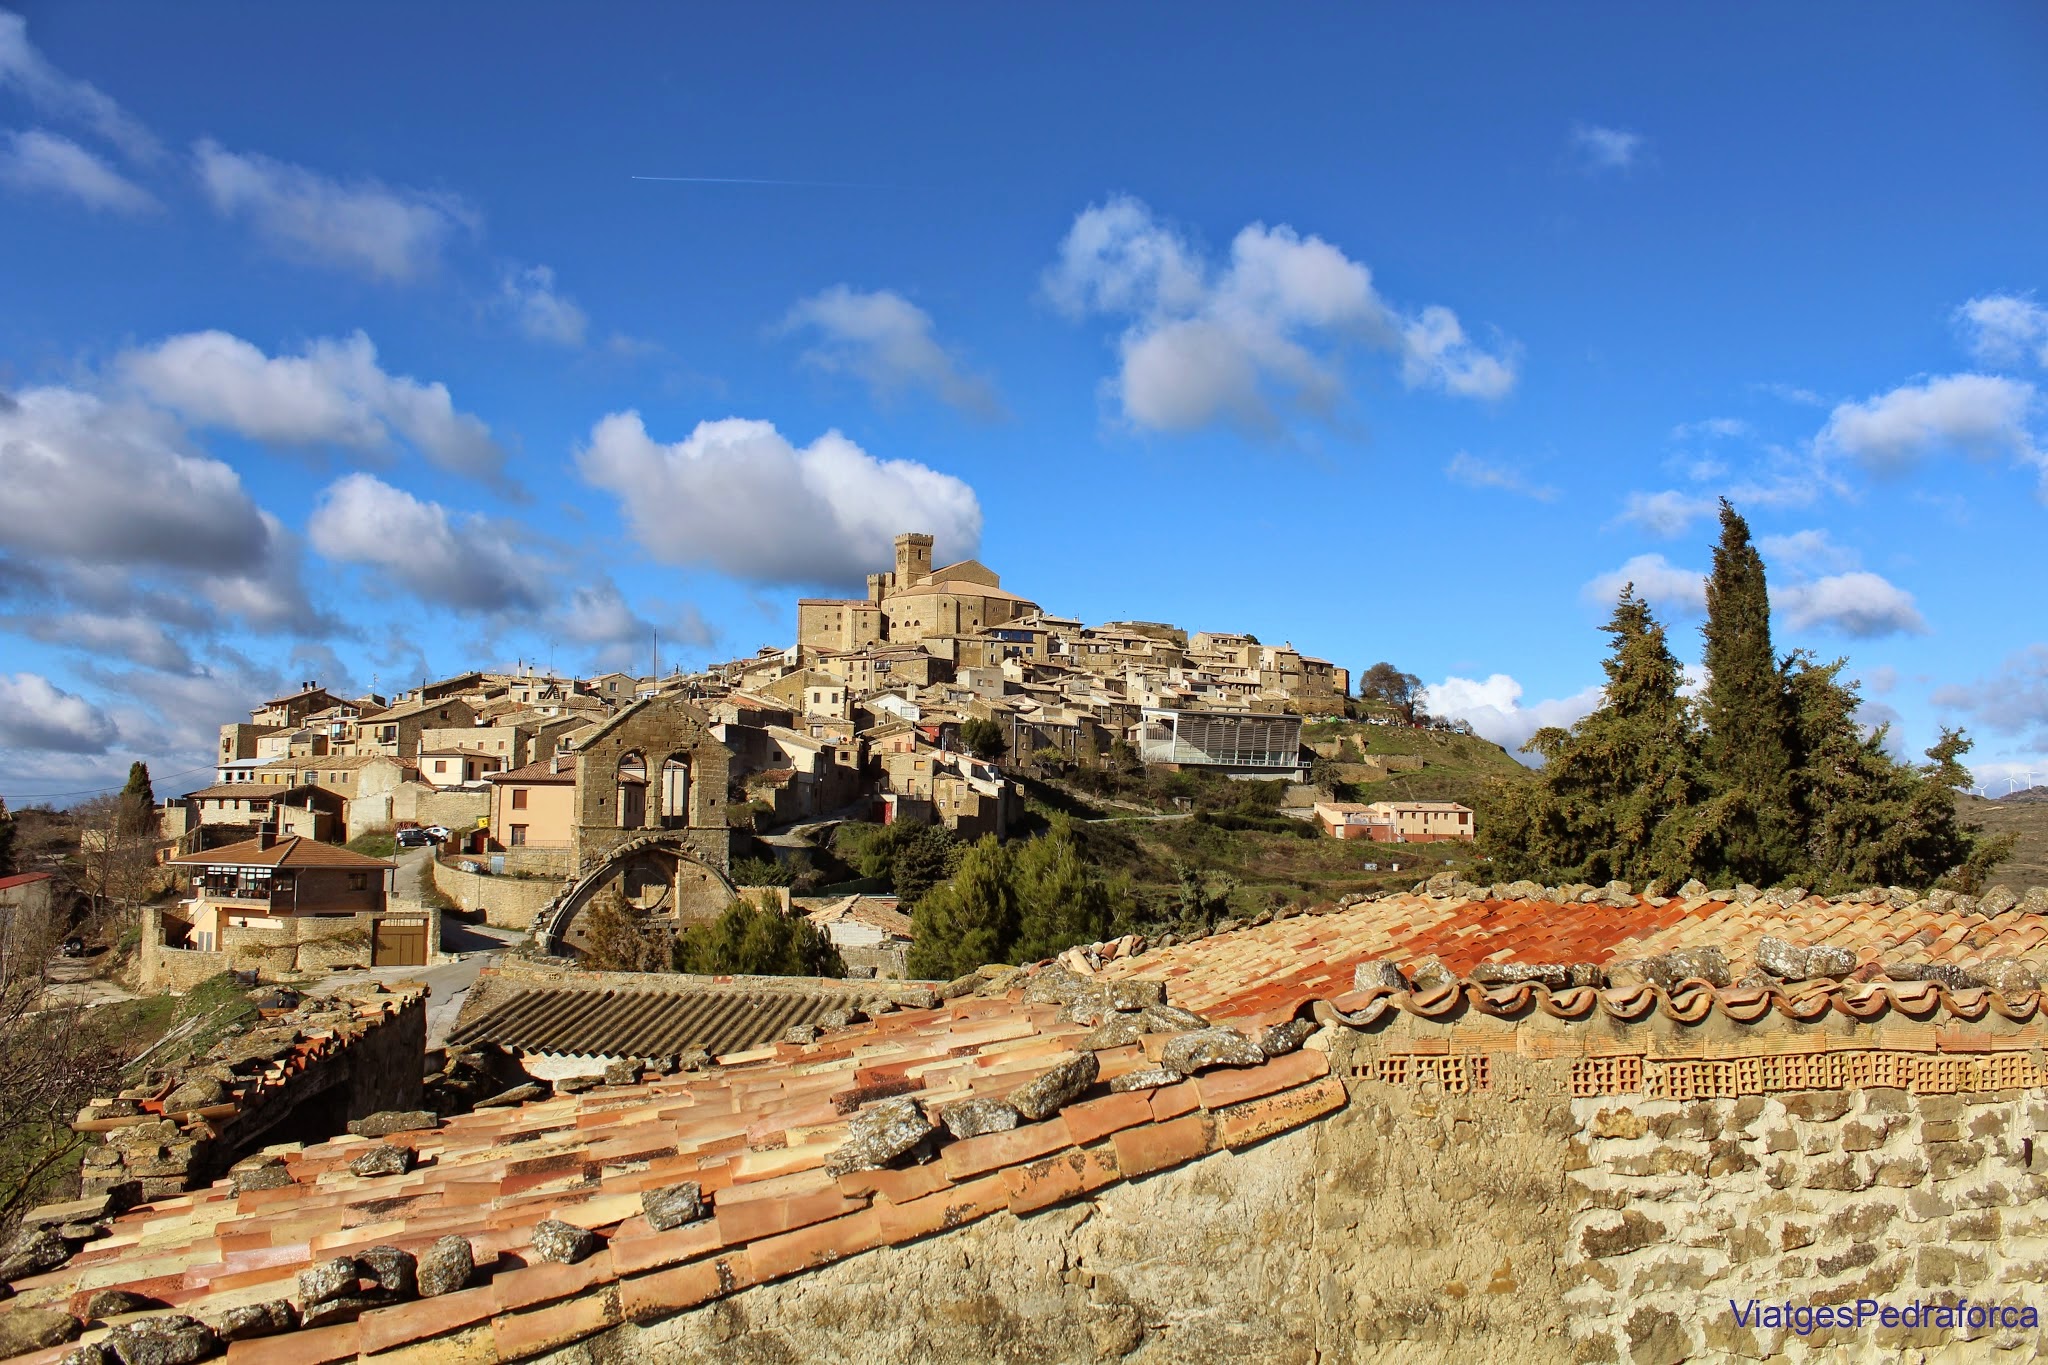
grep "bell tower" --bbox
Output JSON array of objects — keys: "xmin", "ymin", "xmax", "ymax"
[{"xmin": 894, "ymin": 532, "xmax": 934, "ymax": 587}]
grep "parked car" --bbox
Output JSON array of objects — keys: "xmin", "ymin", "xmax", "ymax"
[
  {"xmin": 422, "ymin": 826, "xmax": 451, "ymax": 842},
  {"xmin": 60, "ymin": 935, "xmax": 87, "ymax": 958},
  {"xmin": 396, "ymin": 828, "xmax": 433, "ymax": 848}
]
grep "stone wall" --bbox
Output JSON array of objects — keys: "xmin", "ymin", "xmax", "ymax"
[
  {"xmin": 75, "ymin": 986, "xmax": 425, "ymax": 1205},
  {"xmin": 432, "ymin": 857, "xmax": 566, "ymax": 930},
  {"xmin": 1565, "ymin": 1086, "xmax": 2048, "ymax": 1361},
  {"xmin": 547, "ymin": 996, "xmax": 2048, "ymax": 1364},
  {"xmin": 137, "ymin": 923, "xmax": 231, "ymax": 993},
  {"xmin": 395, "ymin": 783, "xmax": 490, "ymax": 835},
  {"xmin": 138, "ymin": 904, "xmax": 438, "ymax": 990}
]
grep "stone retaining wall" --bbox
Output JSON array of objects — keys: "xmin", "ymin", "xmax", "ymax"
[
  {"xmin": 75, "ymin": 986, "xmax": 425, "ymax": 1205},
  {"xmin": 431, "ymin": 857, "xmax": 565, "ymax": 930},
  {"xmin": 138, "ymin": 904, "xmax": 438, "ymax": 990}
]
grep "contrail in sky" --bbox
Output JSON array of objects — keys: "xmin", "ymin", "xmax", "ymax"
[{"xmin": 631, "ymin": 175, "xmax": 880, "ymax": 189}]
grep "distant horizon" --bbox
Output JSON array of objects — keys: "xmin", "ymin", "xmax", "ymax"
[{"xmin": 2, "ymin": 4, "xmax": 2044, "ymax": 803}]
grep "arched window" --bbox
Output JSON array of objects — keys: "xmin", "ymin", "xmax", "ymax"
[
  {"xmin": 658, "ymin": 755, "xmax": 691, "ymax": 829},
  {"xmin": 616, "ymin": 751, "xmax": 648, "ymax": 828}
]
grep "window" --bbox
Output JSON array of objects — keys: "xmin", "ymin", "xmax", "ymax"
[
  {"xmin": 511, "ymin": 788, "xmax": 528, "ymax": 810},
  {"xmin": 510, "ymin": 824, "xmax": 528, "ymax": 846},
  {"xmin": 434, "ymin": 760, "xmax": 448, "ymax": 774},
  {"xmin": 348, "ymin": 872, "xmax": 368, "ymax": 892}
]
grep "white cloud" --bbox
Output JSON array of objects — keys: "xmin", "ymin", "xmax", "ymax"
[
  {"xmin": 199, "ymin": 513, "xmax": 331, "ymax": 635},
  {"xmin": 1, "ymin": 611, "xmax": 191, "ymax": 672},
  {"xmin": 1583, "ymin": 553, "xmax": 1708, "ymax": 616},
  {"xmin": 0, "ymin": 128, "xmax": 156, "ymax": 212},
  {"xmin": 577, "ymin": 414, "xmax": 982, "ymax": 586},
  {"xmin": 543, "ymin": 579, "xmax": 717, "ymax": 674},
  {"xmin": 1570, "ymin": 123, "xmax": 1646, "ymax": 172},
  {"xmin": 1818, "ymin": 373, "xmax": 2040, "ymax": 479},
  {"xmin": 1933, "ymin": 646, "xmax": 2048, "ymax": 745},
  {"xmin": 1445, "ymin": 452, "xmax": 1556, "ymax": 501},
  {"xmin": 193, "ymin": 139, "xmax": 477, "ymax": 282},
  {"xmin": 1671, "ymin": 417, "xmax": 1753, "ymax": 441},
  {"xmin": 0, "ymin": 13, "xmax": 159, "ymax": 162},
  {"xmin": 1043, "ymin": 195, "xmax": 1516, "ymax": 434},
  {"xmin": 0, "ymin": 385, "xmax": 273, "ymax": 574},
  {"xmin": 500, "ymin": 264, "xmax": 588, "ymax": 347},
  {"xmin": 1421, "ymin": 673, "xmax": 1605, "ymax": 760},
  {"xmin": 307, "ymin": 473, "xmax": 543, "ymax": 612},
  {"xmin": 121, "ymin": 330, "xmax": 504, "ymax": 476},
  {"xmin": 1616, "ymin": 489, "xmax": 1716, "ymax": 537},
  {"xmin": 1757, "ymin": 528, "xmax": 1857, "ymax": 574},
  {"xmin": 1772, "ymin": 571, "xmax": 1927, "ymax": 638},
  {"xmin": 782, "ymin": 286, "xmax": 1001, "ymax": 416},
  {"xmin": 0, "ymin": 672, "xmax": 118, "ymax": 753},
  {"xmin": 1955, "ymin": 294, "xmax": 2048, "ymax": 370}
]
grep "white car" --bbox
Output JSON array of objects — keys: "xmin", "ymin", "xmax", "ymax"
[{"xmin": 422, "ymin": 826, "xmax": 451, "ymax": 842}]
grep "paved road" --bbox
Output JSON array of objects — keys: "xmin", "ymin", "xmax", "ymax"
[{"xmin": 316, "ymin": 845, "xmax": 525, "ymax": 1047}]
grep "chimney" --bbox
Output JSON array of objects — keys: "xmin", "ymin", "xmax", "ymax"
[{"xmin": 256, "ymin": 824, "xmax": 275, "ymax": 850}]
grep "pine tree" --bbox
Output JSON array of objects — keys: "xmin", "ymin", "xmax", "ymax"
[
  {"xmin": 1696, "ymin": 501, "xmax": 1798, "ymax": 883},
  {"xmin": 1010, "ymin": 820, "xmax": 1125, "ymax": 962},
  {"xmin": 674, "ymin": 896, "xmax": 844, "ymax": 977},
  {"xmin": 905, "ymin": 836, "xmax": 1019, "ymax": 980},
  {"xmin": 1786, "ymin": 666, "xmax": 2013, "ymax": 892},
  {"xmin": 1480, "ymin": 589, "xmax": 1701, "ymax": 884}
]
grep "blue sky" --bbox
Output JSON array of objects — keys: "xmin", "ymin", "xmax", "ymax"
[{"xmin": 3, "ymin": 3, "xmax": 2046, "ymax": 803}]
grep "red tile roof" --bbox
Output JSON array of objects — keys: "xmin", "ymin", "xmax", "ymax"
[
  {"xmin": 0, "ymin": 988, "xmax": 1342, "ymax": 1363},
  {"xmin": 0, "ymin": 871, "xmax": 52, "ymax": 892},
  {"xmin": 167, "ymin": 836, "xmax": 395, "ymax": 871},
  {"xmin": 10, "ymin": 887, "xmax": 2046, "ymax": 1363},
  {"xmin": 1100, "ymin": 890, "xmax": 2048, "ymax": 1020}
]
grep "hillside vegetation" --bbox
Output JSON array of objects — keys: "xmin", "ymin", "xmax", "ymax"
[{"xmin": 1957, "ymin": 794, "xmax": 2048, "ymax": 890}]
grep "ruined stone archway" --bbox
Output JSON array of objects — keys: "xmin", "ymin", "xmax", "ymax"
[{"xmin": 531, "ymin": 830, "xmax": 739, "ymax": 956}]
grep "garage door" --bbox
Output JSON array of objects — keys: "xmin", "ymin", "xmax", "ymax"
[{"xmin": 373, "ymin": 918, "xmax": 428, "ymax": 966}]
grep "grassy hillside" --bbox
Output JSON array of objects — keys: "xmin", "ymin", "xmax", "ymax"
[
  {"xmin": 1956, "ymin": 793, "xmax": 2048, "ymax": 890},
  {"xmin": 1302, "ymin": 719, "xmax": 1534, "ymax": 806},
  {"xmin": 1059, "ymin": 813, "xmax": 1493, "ymax": 921}
]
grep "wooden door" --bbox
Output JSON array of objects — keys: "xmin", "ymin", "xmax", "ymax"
[{"xmin": 373, "ymin": 918, "xmax": 427, "ymax": 966}]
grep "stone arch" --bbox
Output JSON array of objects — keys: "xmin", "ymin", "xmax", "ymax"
[{"xmin": 532, "ymin": 831, "xmax": 738, "ymax": 955}]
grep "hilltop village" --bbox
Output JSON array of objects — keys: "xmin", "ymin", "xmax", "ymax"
[
  {"xmin": 142, "ymin": 532, "xmax": 1476, "ymax": 972},
  {"xmin": 190, "ymin": 532, "xmax": 1355, "ymax": 846}
]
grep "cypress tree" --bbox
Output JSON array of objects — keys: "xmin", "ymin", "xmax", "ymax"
[
  {"xmin": 1696, "ymin": 501, "xmax": 1798, "ymax": 883},
  {"xmin": 0, "ymin": 797, "xmax": 15, "ymax": 877},
  {"xmin": 120, "ymin": 761, "xmax": 156, "ymax": 837},
  {"xmin": 1480, "ymin": 589, "xmax": 1700, "ymax": 885}
]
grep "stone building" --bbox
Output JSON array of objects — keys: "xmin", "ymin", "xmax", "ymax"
[{"xmin": 798, "ymin": 532, "xmax": 1041, "ymax": 651}]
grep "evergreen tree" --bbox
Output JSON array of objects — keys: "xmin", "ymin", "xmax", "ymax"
[
  {"xmin": 0, "ymin": 798, "xmax": 14, "ymax": 877},
  {"xmin": 905, "ymin": 836, "xmax": 1019, "ymax": 980},
  {"xmin": 1786, "ymin": 666, "xmax": 2013, "ymax": 891},
  {"xmin": 674, "ymin": 896, "xmax": 844, "ymax": 977},
  {"xmin": 119, "ymin": 761, "xmax": 156, "ymax": 837},
  {"xmin": 1486, "ymin": 505, "xmax": 2008, "ymax": 892},
  {"xmin": 958, "ymin": 717, "xmax": 1008, "ymax": 762},
  {"xmin": 1696, "ymin": 502, "xmax": 1798, "ymax": 883},
  {"xmin": 887, "ymin": 824, "xmax": 962, "ymax": 908},
  {"xmin": 1480, "ymin": 589, "xmax": 1701, "ymax": 885},
  {"xmin": 1009, "ymin": 820, "xmax": 1126, "ymax": 962}
]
